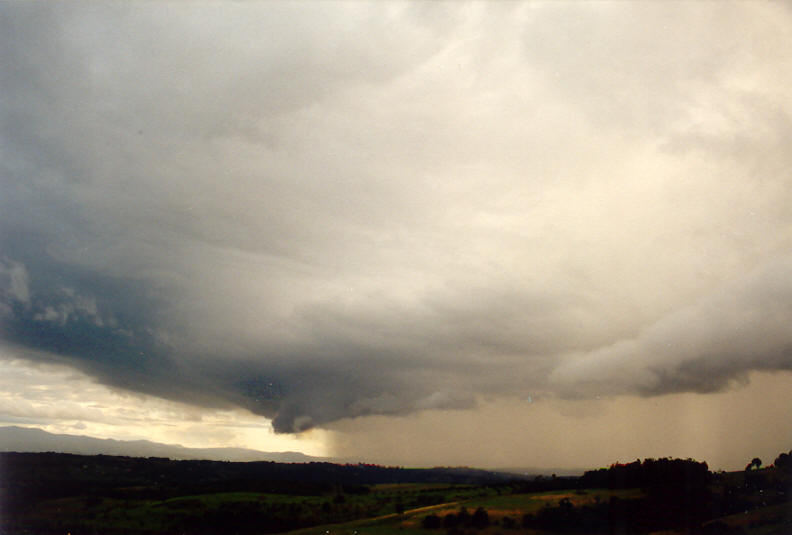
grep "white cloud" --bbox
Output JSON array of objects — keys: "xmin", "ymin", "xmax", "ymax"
[{"xmin": 0, "ymin": 349, "xmax": 329, "ymax": 455}]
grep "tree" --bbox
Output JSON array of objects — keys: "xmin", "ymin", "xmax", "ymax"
[
  {"xmin": 443, "ymin": 513, "xmax": 458, "ymax": 529},
  {"xmin": 745, "ymin": 458, "xmax": 762, "ymax": 471},
  {"xmin": 774, "ymin": 451, "xmax": 791, "ymax": 471},
  {"xmin": 471, "ymin": 507, "xmax": 489, "ymax": 528},
  {"xmin": 422, "ymin": 514, "xmax": 441, "ymax": 529}
]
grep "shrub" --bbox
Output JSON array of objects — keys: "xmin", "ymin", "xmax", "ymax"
[{"xmin": 422, "ymin": 514, "xmax": 442, "ymax": 529}]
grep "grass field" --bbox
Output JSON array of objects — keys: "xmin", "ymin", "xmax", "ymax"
[
  {"xmin": 282, "ymin": 488, "xmax": 645, "ymax": 535},
  {"xmin": 7, "ymin": 459, "xmax": 792, "ymax": 535},
  {"xmin": 700, "ymin": 502, "xmax": 792, "ymax": 534},
  {"xmin": 9, "ymin": 482, "xmax": 503, "ymax": 535},
  {"xmin": 12, "ymin": 484, "xmax": 792, "ymax": 535}
]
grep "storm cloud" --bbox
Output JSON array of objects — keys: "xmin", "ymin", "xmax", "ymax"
[{"xmin": 2, "ymin": 2, "xmax": 792, "ymax": 433}]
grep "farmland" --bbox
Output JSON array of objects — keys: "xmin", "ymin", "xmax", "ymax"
[{"xmin": 2, "ymin": 451, "xmax": 792, "ymax": 534}]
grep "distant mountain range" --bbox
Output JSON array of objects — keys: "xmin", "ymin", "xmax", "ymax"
[
  {"xmin": 495, "ymin": 466, "xmax": 584, "ymax": 477},
  {"xmin": 0, "ymin": 426, "xmax": 582, "ymax": 476},
  {"xmin": 0, "ymin": 425, "xmax": 325, "ymax": 463}
]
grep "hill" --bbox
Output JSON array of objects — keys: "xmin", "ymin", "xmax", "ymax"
[
  {"xmin": 3, "ymin": 450, "xmax": 791, "ymax": 534},
  {"xmin": 0, "ymin": 425, "xmax": 320, "ymax": 462}
]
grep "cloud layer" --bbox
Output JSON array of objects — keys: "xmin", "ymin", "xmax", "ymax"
[
  {"xmin": 0, "ymin": 355, "xmax": 328, "ymax": 454},
  {"xmin": 2, "ymin": 2, "xmax": 792, "ymax": 433}
]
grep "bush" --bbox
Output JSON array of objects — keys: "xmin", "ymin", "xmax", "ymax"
[
  {"xmin": 500, "ymin": 516, "xmax": 516, "ymax": 529},
  {"xmin": 471, "ymin": 507, "xmax": 489, "ymax": 528},
  {"xmin": 422, "ymin": 514, "xmax": 442, "ymax": 529}
]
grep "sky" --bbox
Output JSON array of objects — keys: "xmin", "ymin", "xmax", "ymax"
[{"xmin": 2, "ymin": 1, "xmax": 792, "ymax": 471}]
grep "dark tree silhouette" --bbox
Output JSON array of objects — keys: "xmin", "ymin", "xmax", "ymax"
[
  {"xmin": 501, "ymin": 515, "xmax": 516, "ymax": 529},
  {"xmin": 422, "ymin": 514, "xmax": 441, "ymax": 529},
  {"xmin": 456, "ymin": 506, "xmax": 470, "ymax": 526},
  {"xmin": 471, "ymin": 506, "xmax": 489, "ymax": 528},
  {"xmin": 745, "ymin": 457, "xmax": 762, "ymax": 471},
  {"xmin": 774, "ymin": 451, "xmax": 792, "ymax": 472}
]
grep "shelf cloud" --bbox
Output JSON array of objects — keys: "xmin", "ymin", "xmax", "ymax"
[{"xmin": 2, "ymin": 2, "xmax": 792, "ymax": 433}]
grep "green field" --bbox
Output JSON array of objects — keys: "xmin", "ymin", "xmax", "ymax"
[
  {"xmin": 282, "ymin": 488, "xmax": 645, "ymax": 535},
  {"xmin": 456, "ymin": 488, "xmax": 643, "ymax": 512},
  {"xmin": 11, "ymin": 481, "xmax": 792, "ymax": 535},
  {"xmin": 5, "ymin": 452, "xmax": 792, "ymax": 535},
  {"xmin": 9, "ymin": 482, "xmax": 507, "ymax": 535}
]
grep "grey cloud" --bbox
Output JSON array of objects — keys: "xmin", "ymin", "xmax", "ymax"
[
  {"xmin": 2, "ymin": 2, "xmax": 792, "ymax": 433},
  {"xmin": 549, "ymin": 256, "xmax": 792, "ymax": 396},
  {"xmin": 0, "ymin": 259, "xmax": 30, "ymax": 309},
  {"xmin": 0, "ymin": 395, "xmax": 109, "ymax": 424},
  {"xmin": 32, "ymin": 287, "xmax": 108, "ymax": 327}
]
